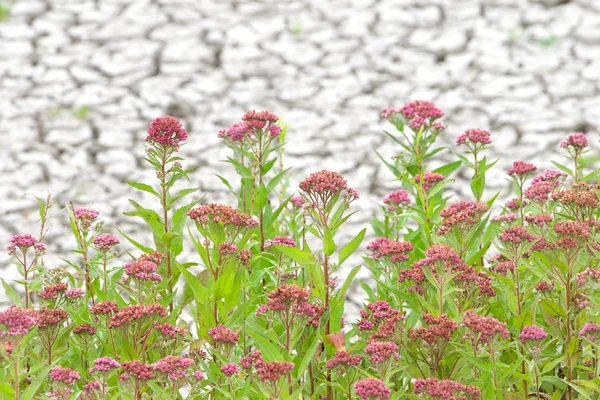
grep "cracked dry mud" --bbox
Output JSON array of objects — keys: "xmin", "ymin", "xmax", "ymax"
[{"xmin": 1, "ymin": 0, "xmax": 599, "ymax": 312}]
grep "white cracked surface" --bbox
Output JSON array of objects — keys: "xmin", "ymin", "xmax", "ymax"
[{"xmin": 1, "ymin": 0, "xmax": 600, "ymax": 310}]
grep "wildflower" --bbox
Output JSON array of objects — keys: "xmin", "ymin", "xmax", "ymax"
[
  {"xmin": 491, "ymin": 213, "xmax": 518, "ymax": 223},
  {"xmin": 264, "ymin": 236, "xmax": 297, "ymax": 248},
  {"xmin": 498, "ymin": 226, "xmax": 536, "ymax": 244},
  {"xmin": 218, "ymin": 242, "xmax": 238, "ymax": 256},
  {"xmin": 238, "ymin": 249, "xmax": 253, "ymax": 265},
  {"xmin": 477, "ymin": 271, "xmax": 496, "ymax": 298},
  {"xmin": 354, "ymin": 378, "xmax": 391, "ymax": 400},
  {"xmin": 398, "ymin": 100, "xmax": 444, "ymax": 120},
  {"xmin": 456, "ymin": 128, "xmax": 491, "ymax": 146},
  {"xmin": 560, "ymin": 132, "xmax": 588, "ymax": 150},
  {"xmin": 367, "ymin": 238, "xmax": 413, "ymax": 263},
  {"xmin": 0, "ymin": 306, "xmax": 39, "ymax": 336},
  {"xmin": 357, "ymin": 301, "xmax": 404, "ymax": 340},
  {"xmin": 81, "ymin": 381, "xmax": 101, "ymax": 398},
  {"xmin": 64, "ymin": 288, "xmax": 85, "ymax": 299},
  {"xmin": 579, "ymin": 323, "xmax": 600, "ymax": 342},
  {"xmin": 218, "ymin": 122, "xmax": 251, "ymax": 142},
  {"xmin": 256, "ymin": 361, "xmax": 294, "ymax": 382},
  {"xmin": 409, "ymin": 314, "xmax": 458, "ymax": 344},
  {"xmin": 525, "ymin": 214, "xmax": 553, "ymax": 226},
  {"xmin": 146, "ymin": 116, "xmax": 188, "ymax": 147},
  {"xmin": 152, "ymin": 356, "xmax": 194, "ymax": 381},
  {"xmin": 122, "ymin": 360, "xmax": 156, "ymax": 381},
  {"xmin": 519, "ymin": 325, "xmax": 548, "ymax": 344},
  {"xmin": 38, "ymin": 283, "xmax": 68, "ymax": 300},
  {"xmin": 289, "ymin": 196, "xmax": 305, "ymax": 208},
  {"xmin": 49, "ymin": 366, "xmax": 81, "ymax": 385},
  {"xmin": 531, "ymin": 169, "xmax": 568, "ymax": 187},
  {"xmin": 240, "ymin": 350, "xmax": 264, "ymax": 369},
  {"xmin": 124, "ymin": 260, "xmax": 162, "ymax": 282},
  {"xmin": 535, "ymin": 280, "xmax": 555, "ymax": 292},
  {"xmin": 552, "ymin": 183, "xmax": 599, "ymax": 211},
  {"xmin": 414, "ymin": 172, "xmax": 444, "ymax": 191},
  {"xmin": 208, "ymin": 325, "xmax": 239, "ymax": 344},
  {"xmin": 438, "ymin": 200, "xmax": 488, "ymax": 235},
  {"xmin": 383, "ymin": 189, "xmax": 411, "ymax": 212},
  {"xmin": 463, "ymin": 310, "xmax": 509, "ymax": 344},
  {"xmin": 192, "ymin": 371, "xmax": 204, "ymax": 380},
  {"xmin": 90, "ymin": 301, "xmax": 119, "ymax": 315},
  {"xmin": 220, "ymin": 363, "xmax": 240, "ymax": 377},
  {"xmin": 89, "ymin": 357, "xmax": 121, "ymax": 373},
  {"xmin": 138, "ymin": 251, "xmax": 164, "ymax": 265},
  {"xmin": 507, "ymin": 161, "xmax": 537, "ymax": 178},
  {"xmin": 364, "ymin": 341, "xmax": 400, "ymax": 364},
  {"xmin": 7, "ymin": 234, "xmax": 38, "ymax": 255},
  {"xmin": 299, "ymin": 170, "xmax": 351, "ymax": 197},
  {"xmin": 154, "ymin": 322, "xmax": 186, "ymax": 338},
  {"xmin": 187, "ymin": 204, "xmax": 258, "ymax": 229},
  {"xmin": 268, "ymin": 125, "xmax": 282, "ymax": 137},
  {"xmin": 487, "ymin": 255, "xmax": 514, "ymax": 276},
  {"xmin": 524, "ymin": 182, "xmax": 554, "ymax": 203},
  {"xmin": 75, "ymin": 207, "xmax": 100, "ymax": 230},
  {"xmin": 506, "ymin": 197, "xmax": 526, "ymax": 210},
  {"xmin": 38, "ymin": 307, "xmax": 68, "ymax": 329},
  {"xmin": 73, "ymin": 324, "xmax": 97, "ymax": 336},
  {"xmin": 93, "ymin": 233, "xmax": 120, "ymax": 251},
  {"xmin": 413, "ymin": 378, "xmax": 480, "ymax": 399},
  {"xmin": 325, "ymin": 351, "xmax": 362, "ymax": 369},
  {"xmin": 108, "ymin": 304, "xmax": 167, "ymax": 328}
]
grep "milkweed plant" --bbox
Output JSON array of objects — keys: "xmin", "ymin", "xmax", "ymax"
[{"xmin": 3, "ymin": 102, "xmax": 600, "ymax": 399}]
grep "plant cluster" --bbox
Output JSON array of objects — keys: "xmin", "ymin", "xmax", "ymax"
[{"xmin": 3, "ymin": 103, "xmax": 600, "ymax": 399}]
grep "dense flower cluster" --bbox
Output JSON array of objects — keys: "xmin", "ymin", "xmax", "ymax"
[
  {"xmin": 519, "ymin": 325, "xmax": 548, "ymax": 344},
  {"xmin": 414, "ymin": 172, "xmax": 445, "ymax": 190},
  {"xmin": 367, "ymin": 238, "xmax": 413, "ymax": 262},
  {"xmin": 124, "ymin": 260, "xmax": 162, "ymax": 282},
  {"xmin": 208, "ymin": 325, "xmax": 239, "ymax": 344},
  {"xmin": 37, "ymin": 307, "xmax": 68, "ymax": 329},
  {"xmin": 354, "ymin": 378, "xmax": 391, "ymax": 400},
  {"xmin": 299, "ymin": 170, "xmax": 358, "ymax": 200},
  {"xmin": 74, "ymin": 207, "xmax": 99, "ymax": 230},
  {"xmin": 154, "ymin": 322, "xmax": 186, "ymax": 338},
  {"xmin": 383, "ymin": 189, "xmax": 411, "ymax": 211},
  {"xmin": 438, "ymin": 201, "xmax": 488, "ymax": 235},
  {"xmin": 122, "ymin": 360, "xmax": 156, "ymax": 381},
  {"xmin": 413, "ymin": 378, "xmax": 481, "ymax": 399},
  {"xmin": 463, "ymin": 310, "xmax": 509, "ymax": 344},
  {"xmin": 92, "ymin": 233, "xmax": 120, "ymax": 251},
  {"xmin": 325, "ymin": 351, "xmax": 362, "ymax": 369},
  {"xmin": 187, "ymin": 204, "xmax": 258, "ymax": 228},
  {"xmin": 507, "ymin": 161, "xmax": 537, "ymax": 178},
  {"xmin": 264, "ymin": 236, "xmax": 297, "ymax": 248},
  {"xmin": 152, "ymin": 356, "xmax": 194, "ymax": 380},
  {"xmin": 456, "ymin": 128, "xmax": 491, "ymax": 146},
  {"xmin": 108, "ymin": 304, "xmax": 167, "ymax": 328},
  {"xmin": 220, "ymin": 363, "xmax": 240, "ymax": 377},
  {"xmin": 218, "ymin": 110, "xmax": 280, "ymax": 142},
  {"xmin": 89, "ymin": 357, "xmax": 120, "ymax": 373},
  {"xmin": 38, "ymin": 283, "xmax": 68, "ymax": 300},
  {"xmin": 579, "ymin": 323, "xmax": 600, "ymax": 342},
  {"xmin": 256, "ymin": 360, "xmax": 294, "ymax": 382},
  {"xmin": 560, "ymin": 132, "xmax": 588, "ymax": 150},
  {"xmin": 146, "ymin": 116, "xmax": 188, "ymax": 147},
  {"xmin": 90, "ymin": 301, "xmax": 119, "ymax": 315},
  {"xmin": 0, "ymin": 307, "xmax": 39, "ymax": 336},
  {"xmin": 409, "ymin": 314, "xmax": 458, "ymax": 343},
  {"xmin": 357, "ymin": 301, "xmax": 404, "ymax": 340},
  {"xmin": 364, "ymin": 341, "xmax": 400, "ymax": 364},
  {"xmin": 73, "ymin": 324, "xmax": 97, "ymax": 336}
]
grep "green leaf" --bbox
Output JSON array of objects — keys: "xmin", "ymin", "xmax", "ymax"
[
  {"xmin": 433, "ymin": 160, "xmax": 462, "ymax": 177},
  {"xmin": 470, "ymin": 174, "xmax": 485, "ymax": 199},
  {"xmin": 295, "ymin": 335, "xmax": 320, "ymax": 378},
  {"xmin": 115, "ymin": 227, "xmax": 153, "ymax": 253},
  {"xmin": 541, "ymin": 299, "xmax": 566, "ymax": 318},
  {"xmin": 126, "ymin": 181, "xmax": 160, "ymax": 197},
  {"xmin": 274, "ymin": 245, "xmax": 316, "ymax": 265},
  {"xmin": 1, "ymin": 279, "xmax": 21, "ymax": 306},
  {"xmin": 338, "ymin": 228, "xmax": 366, "ymax": 266},
  {"xmin": 324, "ymin": 228, "xmax": 336, "ymax": 256},
  {"xmin": 23, "ymin": 365, "xmax": 52, "ymax": 400},
  {"xmin": 551, "ymin": 161, "xmax": 573, "ymax": 177}
]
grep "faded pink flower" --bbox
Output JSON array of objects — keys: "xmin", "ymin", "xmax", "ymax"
[
  {"xmin": 560, "ymin": 132, "xmax": 588, "ymax": 150},
  {"xmin": 93, "ymin": 233, "xmax": 120, "ymax": 251}
]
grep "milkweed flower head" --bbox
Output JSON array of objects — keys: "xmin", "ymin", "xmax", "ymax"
[
  {"xmin": 354, "ymin": 377, "xmax": 391, "ymax": 400},
  {"xmin": 579, "ymin": 323, "xmax": 600, "ymax": 342},
  {"xmin": 49, "ymin": 366, "xmax": 81, "ymax": 385},
  {"xmin": 519, "ymin": 325, "xmax": 548, "ymax": 355},
  {"xmin": 90, "ymin": 301, "xmax": 119, "ymax": 316},
  {"xmin": 507, "ymin": 161, "xmax": 537, "ymax": 180},
  {"xmin": 218, "ymin": 110, "xmax": 280, "ymax": 143},
  {"xmin": 123, "ymin": 260, "xmax": 162, "ymax": 283},
  {"xmin": 456, "ymin": 128, "xmax": 492, "ymax": 148},
  {"xmin": 152, "ymin": 356, "xmax": 194, "ymax": 381},
  {"xmin": 364, "ymin": 341, "xmax": 400, "ymax": 364},
  {"xmin": 325, "ymin": 351, "xmax": 362, "ymax": 369},
  {"xmin": 264, "ymin": 236, "xmax": 297, "ymax": 249},
  {"xmin": 122, "ymin": 360, "xmax": 156, "ymax": 381},
  {"xmin": 108, "ymin": 304, "xmax": 167, "ymax": 328},
  {"xmin": 358, "ymin": 301, "xmax": 405, "ymax": 341},
  {"xmin": 208, "ymin": 325, "xmax": 239, "ymax": 344},
  {"xmin": 7, "ymin": 234, "xmax": 41, "ymax": 256},
  {"xmin": 220, "ymin": 363, "xmax": 240, "ymax": 377},
  {"xmin": 38, "ymin": 283, "xmax": 68, "ymax": 300},
  {"xmin": 89, "ymin": 357, "xmax": 121, "ymax": 374},
  {"xmin": 73, "ymin": 324, "xmax": 97, "ymax": 336},
  {"xmin": 409, "ymin": 314, "xmax": 457, "ymax": 344},
  {"xmin": 146, "ymin": 116, "xmax": 188, "ymax": 148},
  {"xmin": 438, "ymin": 201, "xmax": 488, "ymax": 235},
  {"xmin": 414, "ymin": 172, "xmax": 444, "ymax": 191},
  {"xmin": 462, "ymin": 310, "xmax": 509, "ymax": 345},
  {"xmin": 367, "ymin": 238, "xmax": 413, "ymax": 263},
  {"xmin": 37, "ymin": 308, "xmax": 68, "ymax": 329},
  {"xmin": 74, "ymin": 207, "xmax": 100, "ymax": 231},
  {"xmin": 413, "ymin": 378, "xmax": 481, "ymax": 399},
  {"xmin": 0, "ymin": 306, "xmax": 39, "ymax": 337},
  {"xmin": 560, "ymin": 132, "xmax": 588, "ymax": 151},
  {"xmin": 256, "ymin": 360, "xmax": 294, "ymax": 382},
  {"xmin": 299, "ymin": 170, "xmax": 359, "ymax": 207},
  {"xmin": 187, "ymin": 204, "xmax": 259, "ymax": 235},
  {"xmin": 93, "ymin": 233, "xmax": 120, "ymax": 252},
  {"xmin": 383, "ymin": 189, "xmax": 411, "ymax": 212}
]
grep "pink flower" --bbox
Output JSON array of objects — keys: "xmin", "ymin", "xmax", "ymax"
[
  {"xmin": 491, "ymin": 213, "xmax": 518, "ymax": 223},
  {"xmin": 507, "ymin": 161, "xmax": 537, "ymax": 178},
  {"xmin": 463, "ymin": 310, "xmax": 509, "ymax": 344},
  {"xmin": 325, "ymin": 351, "xmax": 362, "ymax": 369},
  {"xmin": 38, "ymin": 283, "xmax": 68, "ymax": 300},
  {"xmin": 146, "ymin": 116, "xmax": 188, "ymax": 147},
  {"xmin": 354, "ymin": 378, "xmax": 391, "ymax": 400},
  {"xmin": 498, "ymin": 226, "xmax": 536, "ymax": 244},
  {"xmin": 64, "ymin": 288, "xmax": 85, "ymax": 299},
  {"xmin": 108, "ymin": 304, "xmax": 167, "ymax": 328},
  {"xmin": 122, "ymin": 360, "xmax": 155, "ymax": 381},
  {"xmin": 535, "ymin": 280, "xmax": 555, "ymax": 292},
  {"xmin": 73, "ymin": 324, "xmax": 97, "ymax": 335},
  {"xmin": 220, "ymin": 363, "xmax": 240, "ymax": 377},
  {"xmin": 456, "ymin": 128, "xmax": 491, "ymax": 146},
  {"xmin": 240, "ymin": 350, "xmax": 263, "ymax": 369},
  {"xmin": 519, "ymin": 325, "xmax": 548, "ymax": 344},
  {"xmin": 93, "ymin": 233, "xmax": 120, "ymax": 251},
  {"xmin": 208, "ymin": 325, "xmax": 239, "ymax": 344},
  {"xmin": 7, "ymin": 234, "xmax": 38, "ymax": 255},
  {"xmin": 399, "ymin": 100, "xmax": 444, "ymax": 120},
  {"xmin": 299, "ymin": 170, "xmax": 349, "ymax": 196},
  {"xmin": 187, "ymin": 204, "xmax": 258, "ymax": 228},
  {"xmin": 154, "ymin": 322, "xmax": 187, "ymax": 338},
  {"xmin": 152, "ymin": 356, "xmax": 194, "ymax": 381},
  {"xmin": 289, "ymin": 196, "xmax": 305, "ymax": 208},
  {"xmin": 49, "ymin": 367, "xmax": 81, "ymax": 386},
  {"xmin": 256, "ymin": 361, "xmax": 294, "ymax": 382},
  {"xmin": 560, "ymin": 132, "xmax": 588, "ymax": 150},
  {"xmin": 124, "ymin": 260, "xmax": 162, "ymax": 282},
  {"xmin": 383, "ymin": 189, "xmax": 410, "ymax": 211},
  {"xmin": 414, "ymin": 378, "xmax": 480, "ymax": 399},
  {"xmin": 264, "ymin": 236, "xmax": 297, "ymax": 248},
  {"xmin": 90, "ymin": 301, "xmax": 118, "ymax": 315},
  {"xmin": 438, "ymin": 201, "xmax": 488, "ymax": 235},
  {"xmin": 364, "ymin": 341, "xmax": 400, "ymax": 364},
  {"xmin": 75, "ymin": 207, "xmax": 99, "ymax": 229},
  {"xmin": 0, "ymin": 306, "xmax": 39, "ymax": 336},
  {"xmin": 367, "ymin": 238, "xmax": 413, "ymax": 263},
  {"xmin": 579, "ymin": 323, "xmax": 600, "ymax": 342},
  {"xmin": 414, "ymin": 172, "xmax": 445, "ymax": 190},
  {"xmin": 268, "ymin": 125, "xmax": 282, "ymax": 137},
  {"xmin": 89, "ymin": 357, "xmax": 120, "ymax": 373},
  {"xmin": 409, "ymin": 314, "xmax": 457, "ymax": 344}
]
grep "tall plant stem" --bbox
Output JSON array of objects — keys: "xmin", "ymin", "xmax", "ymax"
[
  {"xmin": 565, "ymin": 271, "xmax": 573, "ymax": 400},
  {"xmin": 22, "ymin": 253, "xmax": 29, "ymax": 309},
  {"xmin": 160, "ymin": 152, "xmax": 173, "ymax": 312},
  {"xmin": 13, "ymin": 358, "xmax": 19, "ymax": 400}
]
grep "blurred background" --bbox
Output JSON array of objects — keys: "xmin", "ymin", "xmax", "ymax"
[{"xmin": 1, "ymin": 0, "xmax": 599, "ymax": 295}]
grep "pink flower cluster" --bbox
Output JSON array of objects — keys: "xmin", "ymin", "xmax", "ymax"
[
  {"xmin": 463, "ymin": 310, "xmax": 509, "ymax": 344},
  {"xmin": 507, "ymin": 161, "xmax": 537, "ymax": 178},
  {"xmin": 519, "ymin": 325, "xmax": 548, "ymax": 344},
  {"xmin": 187, "ymin": 204, "xmax": 258, "ymax": 228},
  {"xmin": 367, "ymin": 238, "xmax": 413, "ymax": 263},
  {"xmin": 414, "ymin": 172, "xmax": 444, "ymax": 191},
  {"xmin": 456, "ymin": 128, "xmax": 491, "ymax": 146},
  {"xmin": 38, "ymin": 283, "xmax": 68, "ymax": 300},
  {"xmin": 0, "ymin": 307, "xmax": 39, "ymax": 336},
  {"xmin": 325, "ymin": 351, "xmax": 362, "ymax": 369},
  {"xmin": 49, "ymin": 367, "xmax": 81, "ymax": 386},
  {"xmin": 124, "ymin": 260, "xmax": 162, "ymax": 282},
  {"xmin": 122, "ymin": 360, "xmax": 155, "ymax": 381},
  {"xmin": 289, "ymin": 196, "xmax": 305, "ymax": 208},
  {"xmin": 208, "ymin": 325, "xmax": 239, "ymax": 344},
  {"xmin": 74, "ymin": 207, "xmax": 99, "ymax": 229},
  {"xmin": 264, "ymin": 236, "xmax": 297, "ymax": 248},
  {"xmin": 108, "ymin": 304, "xmax": 167, "ymax": 328},
  {"xmin": 409, "ymin": 314, "xmax": 457, "ymax": 344},
  {"xmin": 364, "ymin": 341, "xmax": 400, "ymax": 364},
  {"xmin": 383, "ymin": 189, "xmax": 410, "ymax": 211},
  {"xmin": 90, "ymin": 301, "xmax": 119, "ymax": 315},
  {"xmin": 579, "ymin": 323, "xmax": 600, "ymax": 342},
  {"xmin": 146, "ymin": 116, "xmax": 188, "ymax": 147},
  {"xmin": 220, "ymin": 363, "xmax": 240, "ymax": 377},
  {"xmin": 218, "ymin": 110, "xmax": 280, "ymax": 142},
  {"xmin": 354, "ymin": 377, "xmax": 391, "ymax": 400},
  {"xmin": 413, "ymin": 378, "xmax": 481, "ymax": 399},
  {"xmin": 498, "ymin": 226, "xmax": 536, "ymax": 244},
  {"xmin": 256, "ymin": 360, "xmax": 294, "ymax": 382},
  {"xmin": 560, "ymin": 132, "xmax": 588, "ymax": 150},
  {"xmin": 7, "ymin": 233, "xmax": 39, "ymax": 255},
  {"xmin": 491, "ymin": 213, "xmax": 518, "ymax": 224},
  {"xmin": 154, "ymin": 322, "xmax": 187, "ymax": 338},
  {"xmin": 65, "ymin": 288, "xmax": 85, "ymax": 299},
  {"xmin": 89, "ymin": 357, "xmax": 120, "ymax": 373},
  {"xmin": 357, "ymin": 301, "xmax": 404, "ymax": 340},
  {"xmin": 93, "ymin": 233, "xmax": 120, "ymax": 251},
  {"xmin": 37, "ymin": 308, "xmax": 68, "ymax": 329},
  {"xmin": 299, "ymin": 170, "xmax": 353, "ymax": 198},
  {"xmin": 73, "ymin": 324, "xmax": 97, "ymax": 335},
  {"xmin": 438, "ymin": 201, "xmax": 488, "ymax": 235},
  {"xmin": 152, "ymin": 356, "xmax": 194, "ymax": 380}
]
